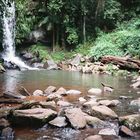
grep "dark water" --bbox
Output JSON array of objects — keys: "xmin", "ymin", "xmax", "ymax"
[{"xmin": 0, "ymin": 70, "xmax": 139, "ymax": 140}]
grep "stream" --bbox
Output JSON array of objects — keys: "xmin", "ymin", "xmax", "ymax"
[{"xmin": 0, "ymin": 70, "xmax": 140, "ymax": 140}]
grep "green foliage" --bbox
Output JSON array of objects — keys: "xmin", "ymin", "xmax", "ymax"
[{"xmin": 90, "ymin": 18, "xmax": 140, "ymax": 60}]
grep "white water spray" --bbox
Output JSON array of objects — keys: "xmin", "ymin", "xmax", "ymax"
[{"xmin": 2, "ymin": 0, "xmax": 36, "ymax": 70}]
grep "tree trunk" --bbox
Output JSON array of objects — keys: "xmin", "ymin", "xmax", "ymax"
[
  {"xmin": 52, "ymin": 23, "xmax": 55, "ymax": 52},
  {"xmin": 83, "ymin": 13, "xmax": 86, "ymax": 43}
]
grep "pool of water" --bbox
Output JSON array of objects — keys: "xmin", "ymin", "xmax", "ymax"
[{"xmin": 0, "ymin": 70, "xmax": 139, "ymax": 140}]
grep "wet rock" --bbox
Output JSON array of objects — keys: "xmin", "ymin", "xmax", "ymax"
[
  {"xmin": 55, "ymin": 87, "xmax": 67, "ymax": 96},
  {"xmin": 32, "ymin": 63, "xmax": 44, "ymax": 68},
  {"xmin": 1, "ymin": 127, "xmax": 14, "ymax": 140},
  {"xmin": 98, "ymin": 128, "xmax": 117, "ymax": 136},
  {"xmin": 83, "ymin": 100, "xmax": 99, "ymax": 108},
  {"xmin": 78, "ymin": 97, "xmax": 86, "ymax": 104},
  {"xmin": 119, "ymin": 125, "xmax": 135, "ymax": 137},
  {"xmin": 98, "ymin": 100, "xmax": 120, "ymax": 107},
  {"xmin": 0, "ymin": 119, "xmax": 10, "ymax": 129},
  {"xmin": 22, "ymin": 52, "xmax": 34, "ymax": 60},
  {"xmin": 130, "ymin": 98, "xmax": 140, "ymax": 107},
  {"xmin": 91, "ymin": 105, "xmax": 118, "ymax": 119},
  {"xmin": 33, "ymin": 90, "xmax": 43, "ymax": 96},
  {"xmin": 44, "ymin": 86, "xmax": 56, "ymax": 95},
  {"xmin": 49, "ymin": 116, "xmax": 67, "ymax": 127},
  {"xmin": 13, "ymin": 108, "xmax": 57, "ymax": 122},
  {"xmin": 85, "ymin": 135, "xmax": 103, "ymax": 140},
  {"xmin": 57, "ymin": 100, "xmax": 72, "ymax": 107},
  {"xmin": 47, "ymin": 93, "xmax": 62, "ymax": 100},
  {"xmin": 40, "ymin": 101, "xmax": 56, "ymax": 110},
  {"xmin": 66, "ymin": 90, "xmax": 81, "ymax": 95},
  {"xmin": 88, "ymin": 88, "xmax": 102, "ymax": 95},
  {"xmin": 44, "ymin": 60, "xmax": 58, "ymax": 70},
  {"xmin": 119, "ymin": 114, "xmax": 140, "ymax": 130},
  {"xmin": 83, "ymin": 113, "xmax": 105, "ymax": 127},
  {"xmin": 65, "ymin": 108, "xmax": 86, "ymax": 129}
]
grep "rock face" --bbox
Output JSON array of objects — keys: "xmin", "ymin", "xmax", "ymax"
[
  {"xmin": 92, "ymin": 105, "xmax": 118, "ymax": 119},
  {"xmin": 85, "ymin": 135, "xmax": 103, "ymax": 140},
  {"xmin": 66, "ymin": 90, "xmax": 81, "ymax": 95},
  {"xmin": 13, "ymin": 108, "xmax": 57, "ymax": 122},
  {"xmin": 49, "ymin": 116, "xmax": 67, "ymax": 127},
  {"xmin": 119, "ymin": 114, "xmax": 140, "ymax": 130},
  {"xmin": 88, "ymin": 88, "xmax": 102, "ymax": 95},
  {"xmin": 65, "ymin": 108, "xmax": 86, "ymax": 129}
]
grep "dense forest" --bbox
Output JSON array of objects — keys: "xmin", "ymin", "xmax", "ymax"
[{"xmin": 0, "ymin": 0, "xmax": 140, "ymax": 61}]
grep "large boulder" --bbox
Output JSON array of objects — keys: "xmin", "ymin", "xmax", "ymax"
[
  {"xmin": 119, "ymin": 114, "xmax": 140, "ymax": 130},
  {"xmin": 13, "ymin": 108, "xmax": 57, "ymax": 122},
  {"xmin": 44, "ymin": 60, "xmax": 58, "ymax": 70},
  {"xmin": 65, "ymin": 108, "xmax": 86, "ymax": 129},
  {"xmin": 70, "ymin": 54, "xmax": 82, "ymax": 66},
  {"xmin": 91, "ymin": 105, "xmax": 118, "ymax": 119}
]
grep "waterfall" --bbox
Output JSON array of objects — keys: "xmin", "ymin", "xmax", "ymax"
[{"xmin": 1, "ymin": 0, "xmax": 36, "ymax": 70}]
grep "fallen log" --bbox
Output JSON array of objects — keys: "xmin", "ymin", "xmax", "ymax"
[{"xmin": 101, "ymin": 55, "xmax": 140, "ymax": 71}]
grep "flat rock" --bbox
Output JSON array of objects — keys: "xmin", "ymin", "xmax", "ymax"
[
  {"xmin": 98, "ymin": 100, "xmax": 120, "ymax": 107},
  {"xmin": 65, "ymin": 108, "xmax": 86, "ymax": 129},
  {"xmin": 13, "ymin": 108, "xmax": 57, "ymax": 122},
  {"xmin": 40, "ymin": 101, "xmax": 56, "ymax": 110},
  {"xmin": 119, "ymin": 114, "xmax": 140, "ymax": 130},
  {"xmin": 49, "ymin": 116, "xmax": 67, "ymax": 127},
  {"xmin": 119, "ymin": 125, "xmax": 135, "ymax": 137},
  {"xmin": 85, "ymin": 135, "xmax": 103, "ymax": 140},
  {"xmin": 83, "ymin": 100, "xmax": 99, "ymax": 108},
  {"xmin": 66, "ymin": 90, "xmax": 81, "ymax": 95},
  {"xmin": 0, "ymin": 119, "xmax": 10, "ymax": 129},
  {"xmin": 92, "ymin": 105, "xmax": 118, "ymax": 119},
  {"xmin": 98, "ymin": 128, "xmax": 117, "ymax": 136},
  {"xmin": 57, "ymin": 100, "xmax": 72, "ymax": 107},
  {"xmin": 44, "ymin": 86, "xmax": 56, "ymax": 95},
  {"xmin": 33, "ymin": 90, "xmax": 43, "ymax": 96},
  {"xmin": 83, "ymin": 113, "xmax": 105, "ymax": 127},
  {"xmin": 55, "ymin": 87, "xmax": 67, "ymax": 95},
  {"xmin": 88, "ymin": 88, "xmax": 102, "ymax": 95}
]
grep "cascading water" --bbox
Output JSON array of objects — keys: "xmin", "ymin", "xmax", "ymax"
[{"xmin": 1, "ymin": 0, "xmax": 36, "ymax": 70}]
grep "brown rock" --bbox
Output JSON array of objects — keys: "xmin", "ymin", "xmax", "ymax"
[{"xmin": 119, "ymin": 125, "xmax": 135, "ymax": 137}]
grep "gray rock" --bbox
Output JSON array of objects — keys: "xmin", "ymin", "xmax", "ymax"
[
  {"xmin": 44, "ymin": 86, "xmax": 56, "ymax": 95},
  {"xmin": 49, "ymin": 116, "xmax": 67, "ymax": 127},
  {"xmin": 32, "ymin": 63, "xmax": 44, "ymax": 68},
  {"xmin": 88, "ymin": 88, "xmax": 102, "ymax": 95},
  {"xmin": 92, "ymin": 105, "xmax": 118, "ymax": 119},
  {"xmin": 83, "ymin": 100, "xmax": 99, "ymax": 108},
  {"xmin": 44, "ymin": 60, "xmax": 58, "ymax": 70},
  {"xmin": 66, "ymin": 90, "xmax": 81, "ymax": 95},
  {"xmin": 13, "ymin": 108, "xmax": 57, "ymax": 122},
  {"xmin": 40, "ymin": 101, "xmax": 56, "ymax": 110},
  {"xmin": 57, "ymin": 100, "xmax": 72, "ymax": 107},
  {"xmin": 98, "ymin": 100, "xmax": 120, "ymax": 107},
  {"xmin": 33, "ymin": 90, "xmax": 43, "ymax": 96},
  {"xmin": 70, "ymin": 54, "xmax": 82, "ymax": 66},
  {"xmin": 65, "ymin": 108, "xmax": 86, "ymax": 129},
  {"xmin": 47, "ymin": 93, "xmax": 62, "ymax": 100},
  {"xmin": 85, "ymin": 135, "xmax": 103, "ymax": 140},
  {"xmin": 98, "ymin": 128, "xmax": 117, "ymax": 136}
]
